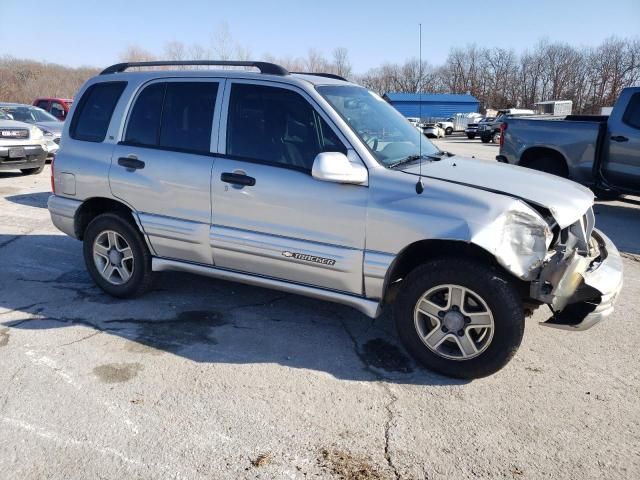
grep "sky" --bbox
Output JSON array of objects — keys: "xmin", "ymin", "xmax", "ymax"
[{"xmin": 0, "ymin": 0, "xmax": 638, "ymax": 73}]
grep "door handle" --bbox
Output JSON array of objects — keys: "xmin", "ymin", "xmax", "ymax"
[
  {"xmin": 221, "ymin": 172, "xmax": 256, "ymax": 186},
  {"xmin": 610, "ymin": 135, "xmax": 629, "ymax": 142},
  {"xmin": 118, "ymin": 157, "xmax": 145, "ymax": 170}
]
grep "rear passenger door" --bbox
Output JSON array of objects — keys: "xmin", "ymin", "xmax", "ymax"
[
  {"xmin": 110, "ymin": 79, "xmax": 224, "ymax": 265},
  {"xmin": 210, "ymin": 81, "xmax": 368, "ymax": 295}
]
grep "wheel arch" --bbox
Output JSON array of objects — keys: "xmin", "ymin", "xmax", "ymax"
[
  {"xmin": 381, "ymin": 239, "xmax": 527, "ymax": 305},
  {"xmin": 519, "ymin": 146, "xmax": 569, "ymax": 177},
  {"xmin": 74, "ymin": 197, "xmax": 137, "ymax": 240}
]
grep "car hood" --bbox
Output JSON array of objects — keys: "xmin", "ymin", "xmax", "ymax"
[
  {"xmin": 0, "ymin": 119, "xmax": 33, "ymax": 129},
  {"xmin": 35, "ymin": 121, "xmax": 63, "ymax": 135},
  {"xmin": 400, "ymin": 156, "xmax": 594, "ymax": 228}
]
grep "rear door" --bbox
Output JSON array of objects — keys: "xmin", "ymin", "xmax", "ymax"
[
  {"xmin": 605, "ymin": 91, "xmax": 640, "ymax": 190},
  {"xmin": 210, "ymin": 80, "xmax": 368, "ymax": 294},
  {"xmin": 109, "ymin": 78, "xmax": 224, "ymax": 264}
]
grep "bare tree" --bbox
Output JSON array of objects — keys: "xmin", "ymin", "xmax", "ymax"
[{"xmin": 332, "ymin": 47, "xmax": 352, "ymax": 78}]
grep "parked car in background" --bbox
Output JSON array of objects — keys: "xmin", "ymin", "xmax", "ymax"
[
  {"xmin": 406, "ymin": 117, "xmax": 425, "ymax": 133},
  {"xmin": 465, "ymin": 117, "xmax": 495, "ymax": 139},
  {"xmin": 440, "ymin": 113, "xmax": 483, "ymax": 135},
  {"xmin": 423, "ymin": 122, "xmax": 445, "ymax": 138},
  {"xmin": 479, "ymin": 109, "xmax": 535, "ymax": 143},
  {"xmin": 0, "ymin": 118, "xmax": 47, "ymax": 174},
  {"xmin": 498, "ymin": 86, "xmax": 640, "ymax": 199},
  {"xmin": 0, "ymin": 103, "xmax": 62, "ymax": 158},
  {"xmin": 48, "ymin": 60, "xmax": 623, "ymax": 379},
  {"xmin": 33, "ymin": 97, "xmax": 73, "ymax": 121}
]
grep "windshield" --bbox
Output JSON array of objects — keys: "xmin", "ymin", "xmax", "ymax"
[
  {"xmin": 317, "ymin": 85, "xmax": 440, "ymax": 166},
  {"xmin": 0, "ymin": 106, "xmax": 59, "ymax": 123}
]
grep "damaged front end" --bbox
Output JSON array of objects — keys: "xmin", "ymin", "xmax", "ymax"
[{"xmin": 530, "ymin": 208, "xmax": 623, "ymax": 330}]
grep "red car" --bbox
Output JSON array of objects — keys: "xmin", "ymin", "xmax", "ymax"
[{"xmin": 32, "ymin": 97, "xmax": 73, "ymax": 121}]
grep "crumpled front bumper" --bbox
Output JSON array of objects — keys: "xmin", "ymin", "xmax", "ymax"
[{"xmin": 539, "ymin": 229, "xmax": 623, "ymax": 331}]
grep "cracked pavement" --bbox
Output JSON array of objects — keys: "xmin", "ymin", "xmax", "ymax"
[{"xmin": 2, "ymin": 139, "xmax": 640, "ymax": 479}]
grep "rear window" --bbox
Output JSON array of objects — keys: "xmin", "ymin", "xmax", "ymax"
[{"xmin": 70, "ymin": 82, "xmax": 126, "ymax": 142}]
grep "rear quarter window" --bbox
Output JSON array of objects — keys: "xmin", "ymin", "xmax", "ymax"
[{"xmin": 70, "ymin": 81, "xmax": 127, "ymax": 142}]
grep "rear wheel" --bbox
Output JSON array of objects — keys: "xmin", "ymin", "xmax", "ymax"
[
  {"xmin": 593, "ymin": 187, "xmax": 622, "ymax": 201},
  {"xmin": 466, "ymin": 133, "xmax": 476, "ymax": 139},
  {"xmin": 21, "ymin": 166, "xmax": 44, "ymax": 175},
  {"xmin": 394, "ymin": 259, "xmax": 524, "ymax": 379},
  {"xmin": 491, "ymin": 131, "xmax": 501, "ymax": 144},
  {"xmin": 480, "ymin": 136, "xmax": 490, "ymax": 143},
  {"xmin": 83, "ymin": 213, "xmax": 154, "ymax": 298}
]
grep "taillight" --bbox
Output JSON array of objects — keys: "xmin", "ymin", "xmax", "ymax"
[
  {"xmin": 50, "ymin": 155, "xmax": 56, "ymax": 194},
  {"xmin": 499, "ymin": 122, "xmax": 507, "ymax": 148}
]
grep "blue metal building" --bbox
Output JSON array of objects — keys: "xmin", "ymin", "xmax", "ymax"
[{"xmin": 383, "ymin": 93, "xmax": 480, "ymax": 119}]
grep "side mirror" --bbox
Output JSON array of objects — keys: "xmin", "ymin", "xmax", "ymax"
[{"xmin": 311, "ymin": 152, "xmax": 368, "ymax": 185}]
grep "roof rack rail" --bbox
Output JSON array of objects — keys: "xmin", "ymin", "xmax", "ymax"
[
  {"xmin": 100, "ymin": 60, "xmax": 289, "ymax": 76},
  {"xmin": 290, "ymin": 72, "xmax": 348, "ymax": 81}
]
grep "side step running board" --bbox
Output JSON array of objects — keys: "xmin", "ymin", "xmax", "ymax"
[{"xmin": 152, "ymin": 258, "xmax": 381, "ymax": 318}]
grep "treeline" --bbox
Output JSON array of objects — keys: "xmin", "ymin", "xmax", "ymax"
[
  {"xmin": 359, "ymin": 37, "xmax": 640, "ymax": 113},
  {"xmin": 2, "ymin": 35, "xmax": 639, "ymax": 115},
  {"xmin": 0, "ymin": 56, "xmax": 98, "ymax": 104}
]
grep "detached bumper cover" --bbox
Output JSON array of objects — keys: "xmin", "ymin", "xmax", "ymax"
[{"xmin": 542, "ymin": 229, "xmax": 623, "ymax": 331}]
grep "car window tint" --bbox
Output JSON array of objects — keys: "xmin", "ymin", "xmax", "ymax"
[
  {"xmin": 36, "ymin": 100, "xmax": 49, "ymax": 110},
  {"xmin": 70, "ymin": 82, "xmax": 127, "ymax": 142},
  {"xmin": 622, "ymin": 93, "xmax": 640, "ymax": 129},
  {"xmin": 125, "ymin": 83, "xmax": 165, "ymax": 146},
  {"xmin": 227, "ymin": 84, "xmax": 346, "ymax": 170},
  {"xmin": 159, "ymin": 82, "xmax": 218, "ymax": 153}
]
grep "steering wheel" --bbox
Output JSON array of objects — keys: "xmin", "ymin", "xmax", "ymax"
[{"xmin": 361, "ymin": 132, "xmax": 379, "ymax": 151}]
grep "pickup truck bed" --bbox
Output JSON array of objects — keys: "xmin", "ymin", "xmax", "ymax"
[{"xmin": 497, "ymin": 86, "xmax": 640, "ymax": 197}]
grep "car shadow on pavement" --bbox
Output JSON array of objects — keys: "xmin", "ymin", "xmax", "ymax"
[
  {"xmin": 0, "ymin": 233, "xmax": 465, "ymax": 386},
  {"xmin": 5, "ymin": 191, "xmax": 50, "ymax": 209}
]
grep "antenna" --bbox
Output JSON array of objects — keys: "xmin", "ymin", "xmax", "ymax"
[{"xmin": 416, "ymin": 23, "xmax": 424, "ymax": 194}]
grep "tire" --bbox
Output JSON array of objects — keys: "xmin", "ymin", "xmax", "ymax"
[
  {"xmin": 445, "ymin": 127, "xmax": 453, "ymax": 135},
  {"xmin": 466, "ymin": 134, "xmax": 476, "ymax": 139},
  {"xmin": 523, "ymin": 156, "xmax": 567, "ymax": 178},
  {"xmin": 83, "ymin": 212, "xmax": 154, "ymax": 298},
  {"xmin": 491, "ymin": 131, "xmax": 501, "ymax": 144},
  {"xmin": 394, "ymin": 258, "xmax": 524, "ymax": 379},
  {"xmin": 21, "ymin": 165, "xmax": 44, "ymax": 175},
  {"xmin": 480, "ymin": 136, "xmax": 490, "ymax": 143}
]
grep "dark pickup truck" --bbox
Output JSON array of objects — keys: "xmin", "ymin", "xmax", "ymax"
[{"xmin": 497, "ymin": 86, "xmax": 640, "ymax": 198}]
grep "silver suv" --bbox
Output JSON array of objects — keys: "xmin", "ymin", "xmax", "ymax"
[{"xmin": 48, "ymin": 60, "xmax": 623, "ymax": 378}]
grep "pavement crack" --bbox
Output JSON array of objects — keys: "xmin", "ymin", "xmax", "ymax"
[
  {"xmin": 338, "ymin": 314, "xmax": 401, "ymax": 479},
  {"xmin": 56, "ymin": 330, "xmax": 103, "ymax": 347},
  {"xmin": 225, "ymin": 294, "xmax": 290, "ymax": 313}
]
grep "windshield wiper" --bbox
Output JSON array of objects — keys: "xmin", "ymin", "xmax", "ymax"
[{"xmin": 388, "ymin": 153, "xmax": 444, "ymax": 168}]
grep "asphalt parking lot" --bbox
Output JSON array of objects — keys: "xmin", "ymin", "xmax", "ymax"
[{"xmin": 1, "ymin": 136, "xmax": 639, "ymax": 479}]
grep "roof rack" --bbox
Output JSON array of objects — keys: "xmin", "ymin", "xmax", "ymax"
[
  {"xmin": 290, "ymin": 72, "xmax": 348, "ymax": 81},
  {"xmin": 100, "ymin": 60, "xmax": 289, "ymax": 76}
]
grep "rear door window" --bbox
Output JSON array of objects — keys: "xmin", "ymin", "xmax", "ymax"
[
  {"xmin": 124, "ymin": 81, "xmax": 218, "ymax": 154},
  {"xmin": 70, "ymin": 82, "xmax": 127, "ymax": 142}
]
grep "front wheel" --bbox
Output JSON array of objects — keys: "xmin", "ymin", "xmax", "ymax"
[
  {"xmin": 480, "ymin": 136, "xmax": 490, "ymax": 143},
  {"xmin": 83, "ymin": 212, "xmax": 154, "ymax": 298},
  {"xmin": 491, "ymin": 131, "xmax": 501, "ymax": 144},
  {"xmin": 445, "ymin": 127, "xmax": 453, "ymax": 135},
  {"xmin": 466, "ymin": 134, "xmax": 476, "ymax": 139},
  {"xmin": 394, "ymin": 259, "xmax": 524, "ymax": 379}
]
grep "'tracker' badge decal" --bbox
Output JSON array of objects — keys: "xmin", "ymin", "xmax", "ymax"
[{"xmin": 282, "ymin": 251, "xmax": 336, "ymax": 266}]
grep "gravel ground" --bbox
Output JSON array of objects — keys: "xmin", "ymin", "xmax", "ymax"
[{"xmin": 1, "ymin": 140, "xmax": 639, "ymax": 479}]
